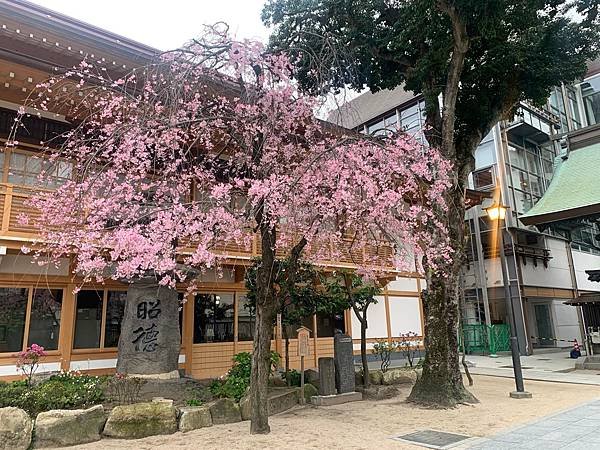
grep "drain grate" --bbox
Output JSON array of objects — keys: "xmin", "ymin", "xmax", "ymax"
[
  {"xmin": 391, "ymin": 430, "xmax": 471, "ymax": 449},
  {"xmin": 499, "ymin": 365, "xmax": 534, "ymax": 369}
]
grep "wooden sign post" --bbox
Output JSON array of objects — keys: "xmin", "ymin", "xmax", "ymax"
[{"xmin": 297, "ymin": 326, "xmax": 311, "ymax": 404}]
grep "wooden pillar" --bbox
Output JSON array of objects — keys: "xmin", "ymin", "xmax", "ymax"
[
  {"xmin": 59, "ymin": 285, "xmax": 76, "ymax": 372},
  {"xmin": 384, "ymin": 288, "xmax": 392, "ymax": 343},
  {"xmin": 183, "ymin": 293, "xmax": 194, "ymax": 376},
  {"xmin": 1, "ymin": 185, "xmax": 12, "ymax": 232},
  {"xmin": 312, "ymin": 314, "xmax": 318, "ymax": 367},
  {"xmin": 233, "ymin": 292, "xmax": 239, "ymax": 354}
]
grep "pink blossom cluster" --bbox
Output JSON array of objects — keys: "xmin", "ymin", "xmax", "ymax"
[
  {"xmin": 16, "ymin": 343, "xmax": 46, "ymax": 367},
  {"xmin": 17, "ymin": 26, "xmax": 452, "ymax": 288}
]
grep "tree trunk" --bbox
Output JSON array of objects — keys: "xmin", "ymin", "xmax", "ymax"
[
  {"xmin": 249, "ymin": 225, "xmax": 277, "ymax": 434},
  {"xmin": 352, "ymin": 306, "xmax": 369, "ymax": 388},
  {"xmin": 408, "ymin": 188, "xmax": 477, "ymax": 406},
  {"xmin": 360, "ymin": 316, "xmax": 370, "ymax": 387}
]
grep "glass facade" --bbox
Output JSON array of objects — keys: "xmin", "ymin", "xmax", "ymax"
[
  {"xmin": 0, "ymin": 288, "xmax": 28, "ymax": 353},
  {"xmin": 193, "ymin": 293, "xmax": 235, "ymax": 343},
  {"xmin": 581, "ymin": 74, "xmax": 600, "ymax": 126},
  {"xmin": 506, "ymin": 137, "xmax": 557, "ymax": 216},
  {"xmin": 27, "ymin": 289, "xmax": 63, "ymax": 350}
]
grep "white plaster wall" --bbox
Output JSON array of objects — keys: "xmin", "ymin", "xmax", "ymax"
[
  {"xmin": 552, "ymin": 300, "xmax": 582, "ymax": 345},
  {"xmin": 350, "ymin": 295, "xmax": 388, "ymax": 340},
  {"xmin": 0, "ymin": 255, "xmax": 69, "ymax": 276},
  {"xmin": 388, "ymin": 296, "xmax": 422, "ymax": 336},
  {"xmin": 387, "ymin": 277, "xmax": 418, "ymax": 292},
  {"xmin": 520, "ymin": 238, "xmax": 572, "ymax": 289},
  {"xmin": 573, "ymin": 250, "xmax": 600, "ymax": 292},
  {"xmin": 0, "ymin": 362, "xmax": 61, "ymax": 377}
]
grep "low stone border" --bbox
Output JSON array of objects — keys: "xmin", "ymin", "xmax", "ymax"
[{"xmin": 0, "ymin": 386, "xmax": 310, "ymax": 448}]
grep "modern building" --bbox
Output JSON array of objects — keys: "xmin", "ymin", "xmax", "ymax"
[
  {"xmin": 330, "ymin": 59, "xmax": 600, "ymax": 355},
  {"xmin": 0, "ymin": 0, "xmax": 425, "ymax": 380}
]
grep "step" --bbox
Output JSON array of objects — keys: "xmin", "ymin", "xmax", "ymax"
[{"xmin": 267, "ymin": 388, "xmax": 300, "ymax": 416}]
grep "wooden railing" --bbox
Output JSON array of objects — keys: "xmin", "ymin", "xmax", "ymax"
[{"xmin": 0, "ymin": 183, "xmax": 396, "ymax": 270}]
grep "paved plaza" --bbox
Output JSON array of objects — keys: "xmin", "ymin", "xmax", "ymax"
[{"xmin": 461, "ymin": 399, "xmax": 600, "ymax": 449}]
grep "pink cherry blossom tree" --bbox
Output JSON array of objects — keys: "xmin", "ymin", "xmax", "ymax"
[{"xmin": 15, "ymin": 25, "xmax": 452, "ymax": 433}]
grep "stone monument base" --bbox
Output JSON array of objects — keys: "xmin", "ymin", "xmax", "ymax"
[
  {"xmin": 311, "ymin": 391, "xmax": 362, "ymax": 406},
  {"xmin": 128, "ymin": 370, "xmax": 180, "ymax": 380}
]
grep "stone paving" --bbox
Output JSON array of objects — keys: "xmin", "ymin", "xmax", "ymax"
[{"xmin": 461, "ymin": 398, "xmax": 600, "ymax": 449}]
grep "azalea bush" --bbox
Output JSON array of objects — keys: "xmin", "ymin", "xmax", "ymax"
[
  {"xmin": 0, "ymin": 371, "xmax": 106, "ymax": 416},
  {"xmin": 15, "ymin": 343, "xmax": 46, "ymax": 386},
  {"xmin": 211, "ymin": 352, "xmax": 280, "ymax": 401},
  {"xmin": 372, "ymin": 340, "xmax": 398, "ymax": 373},
  {"xmin": 398, "ymin": 331, "xmax": 423, "ymax": 368}
]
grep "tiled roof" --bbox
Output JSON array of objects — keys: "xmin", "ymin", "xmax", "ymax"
[
  {"xmin": 520, "ymin": 141, "xmax": 600, "ymax": 226},
  {"xmin": 326, "ymin": 85, "xmax": 417, "ymax": 129}
]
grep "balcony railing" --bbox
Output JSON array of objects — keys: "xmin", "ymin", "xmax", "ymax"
[{"xmin": 0, "ymin": 183, "xmax": 396, "ymax": 270}]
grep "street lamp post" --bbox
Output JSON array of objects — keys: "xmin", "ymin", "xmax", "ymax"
[{"xmin": 485, "ymin": 202, "xmax": 532, "ymax": 399}]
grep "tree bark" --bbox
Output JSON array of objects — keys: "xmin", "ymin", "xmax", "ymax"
[
  {"xmin": 408, "ymin": 188, "xmax": 477, "ymax": 406},
  {"xmin": 359, "ymin": 312, "xmax": 370, "ymax": 387},
  {"xmin": 249, "ymin": 214, "xmax": 307, "ymax": 433},
  {"xmin": 249, "ymin": 223, "xmax": 277, "ymax": 434}
]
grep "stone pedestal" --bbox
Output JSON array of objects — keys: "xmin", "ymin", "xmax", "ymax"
[
  {"xmin": 318, "ymin": 357, "xmax": 336, "ymax": 396},
  {"xmin": 334, "ymin": 334, "xmax": 355, "ymax": 394},
  {"xmin": 509, "ymin": 390, "xmax": 533, "ymax": 399},
  {"xmin": 116, "ymin": 278, "xmax": 180, "ymax": 375}
]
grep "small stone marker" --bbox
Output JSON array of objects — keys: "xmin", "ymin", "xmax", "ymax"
[
  {"xmin": 318, "ymin": 357, "xmax": 336, "ymax": 396},
  {"xmin": 334, "ymin": 333, "xmax": 355, "ymax": 394},
  {"xmin": 297, "ymin": 326, "xmax": 311, "ymax": 404}
]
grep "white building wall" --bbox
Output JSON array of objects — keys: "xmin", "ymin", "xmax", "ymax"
[
  {"xmin": 572, "ymin": 250, "xmax": 600, "ymax": 292},
  {"xmin": 388, "ymin": 296, "xmax": 422, "ymax": 337},
  {"xmin": 520, "ymin": 238, "xmax": 572, "ymax": 289},
  {"xmin": 551, "ymin": 299, "xmax": 582, "ymax": 345}
]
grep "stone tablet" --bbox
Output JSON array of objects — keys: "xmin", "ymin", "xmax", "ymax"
[
  {"xmin": 334, "ymin": 333, "xmax": 355, "ymax": 394},
  {"xmin": 116, "ymin": 278, "xmax": 181, "ymax": 375},
  {"xmin": 318, "ymin": 357, "xmax": 336, "ymax": 396}
]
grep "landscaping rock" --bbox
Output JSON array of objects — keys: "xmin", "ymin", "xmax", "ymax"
[
  {"xmin": 239, "ymin": 395, "xmax": 251, "ymax": 421},
  {"xmin": 34, "ymin": 405, "xmax": 105, "ymax": 448},
  {"xmin": 0, "ymin": 407, "xmax": 32, "ymax": 450},
  {"xmin": 357, "ymin": 385, "xmax": 400, "ymax": 400},
  {"xmin": 354, "ymin": 370, "xmax": 363, "ymax": 386},
  {"xmin": 178, "ymin": 406, "xmax": 212, "ymax": 432},
  {"xmin": 382, "ymin": 368, "xmax": 417, "ymax": 385},
  {"xmin": 303, "ymin": 383, "xmax": 318, "ymax": 403},
  {"xmin": 368, "ymin": 370, "xmax": 384, "ymax": 385},
  {"xmin": 208, "ymin": 398, "xmax": 241, "ymax": 425},
  {"xmin": 103, "ymin": 401, "xmax": 177, "ymax": 439},
  {"xmin": 304, "ymin": 369, "xmax": 320, "ymax": 390},
  {"xmin": 240, "ymin": 388, "xmax": 301, "ymax": 420}
]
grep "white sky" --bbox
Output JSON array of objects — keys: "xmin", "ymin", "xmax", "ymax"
[{"xmin": 28, "ymin": 0, "xmax": 270, "ymax": 50}]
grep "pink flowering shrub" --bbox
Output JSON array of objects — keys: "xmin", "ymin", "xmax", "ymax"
[{"xmin": 15, "ymin": 344, "xmax": 46, "ymax": 386}]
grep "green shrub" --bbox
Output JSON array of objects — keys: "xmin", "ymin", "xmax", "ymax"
[
  {"xmin": 0, "ymin": 372, "xmax": 106, "ymax": 416},
  {"xmin": 282, "ymin": 369, "xmax": 301, "ymax": 387},
  {"xmin": 185, "ymin": 386, "xmax": 213, "ymax": 406},
  {"xmin": 211, "ymin": 351, "xmax": 280, "ymax": 402}
]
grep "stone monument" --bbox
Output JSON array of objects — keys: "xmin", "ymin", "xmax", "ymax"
[
  {"xmin": 116, "ymin": 277, "xmax": 181, "ymax": 377},
  {"xmin": 334, "ymin": 333, "xmax": 355, "ymax": 394},
  {"xmin": 311, "ymin": 335, "xmax": 362, "ymax": 406},
  {"xmin": 318, "ymin": 357, "xmax": 336, "ymax": 396}
]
